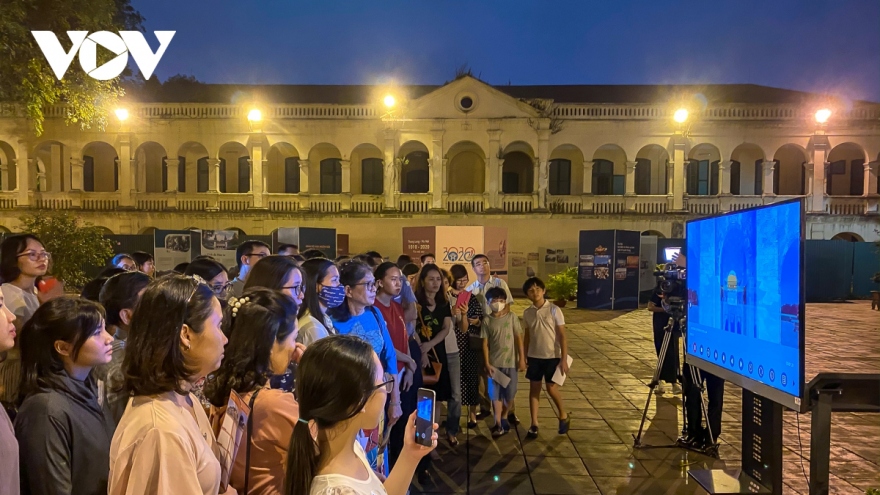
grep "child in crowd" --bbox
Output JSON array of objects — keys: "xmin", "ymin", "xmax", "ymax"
[
  {"xmin": 522, "ymin": 277, "xmax": 570, "ymax": 438},
  {"xmin": 480, "ymin": 287, "xmax": 525, "ymax": 437}
]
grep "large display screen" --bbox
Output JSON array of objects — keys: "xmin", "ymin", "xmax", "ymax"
[{"xmin": 685, "ymin": 199, "xmax": 804, "ymax": 411}]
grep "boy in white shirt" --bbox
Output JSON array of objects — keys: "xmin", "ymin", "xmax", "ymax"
[
  {"xmin": 522, "ymin": 277, "xmax": 570, "ymax": 438},
  {"xmin": 480, "ymin": 287, "xmax": 525, "ymax": 437}
]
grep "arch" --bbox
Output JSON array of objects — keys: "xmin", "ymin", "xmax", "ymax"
[
  {"xmin": 592, "ymin": 144, "xmax": 627, "ymax": 196},
  {"xmin": 502, "ymin": 140, "xmax": 535, "ymax": 157},
  {"xmin": 398, "ymin": 140, "xmax": 429, "ymax": 158},
  {"xmin": 267, "ymin": 142, "xmax": 300, "ymax": 194},
  {"xmin": 136, "ymin": 142, "xmax": 169, "ymax": 193},
  {"xmin": 223, "ymin": 227, "xmax": 247, "ymax": 237},
  {"xmin": 641, "ymin": 230, "xmax": 665, "ymax": 238},
  {"xmin": 446, "ymin": 141, "xmax": 485, "ymax": 194},
  {"xmin": 32, "ymin": 140, "xmax": 68, "ymax": 192},
  {"xmin": 82, "ymin": 142, "xmax": 118, "ymax": 192},
  {"xmin": 827, "ymin": 142, "xmax": 867, "ymax": 196},
  {"xmin": 830, "ymin": 232, "xmax": 863, "ymax": 242},
  {"xmin": 773, "ymin": 144, "xmax": 808, "ymax": 196},
  {"xmin": 0, "ymin": 141, "xmax": 17, "ymax": 192},
  {"xmin": 138, "ymin": 226, "xmax": 158, "ymax": 235},
  {"xmin": 94, "ymin": 226, "xmax": 114, "ymax": 235},
  {"xmin": 401, "ymin": 151, "xmax": 429, "ymax": 194},
  {"xmin": 687, "ymin": 143, "xmax": 721, "ymax": 196},
  {"xmin": 308, "ymin": 143, "xmax": 342, "ymax": 195},
  {"xmin": 351, "ymin": 143, "xmax": 384, "ymax": 195},
  {"xmin": 219, "ymin": 141, "xmax": 249, "ymax": 193},
  {"xmin": 501, "ymin": 151, "xmax": 534, "ymax": 194},
  {"xmin": 550, "ymin": 144, "xmax": 584, "ymax": 195},
  {"xmin": 730, "ymin": 143, "xmax": 765, "ymax": 195},
  {"xmin": 635, "ymin": 145, "xmax": 669, "ymax": 195},
  {"xmin": 177, "ymin": 141, "xmax": 209, "ymax": 193}
]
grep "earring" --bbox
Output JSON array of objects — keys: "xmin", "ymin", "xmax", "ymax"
[{"xmin": 184, "ymin": 343, "xmax": 191, "ymax": 351}]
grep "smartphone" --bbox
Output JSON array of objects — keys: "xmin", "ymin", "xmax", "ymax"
[
  {"xmin": 415, "ymin": 388, "xmax": 436, "ymax": 447},
  {"xmin": 664, "ymin": 247, "xmax": 681, "ymax": 263},
  {"xmin": 455, "ymin": 290, "xmax": 471, "ymax": 309}
]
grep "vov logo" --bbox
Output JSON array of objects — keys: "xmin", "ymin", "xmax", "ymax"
[{"xmin": 32, "ymin": 31, "xmax": 175, "ymax": 81}]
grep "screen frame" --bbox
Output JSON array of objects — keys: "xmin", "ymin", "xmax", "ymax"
[{"xmin": 684, "ymin": 197, "xmax": 806, "ymax": 412}]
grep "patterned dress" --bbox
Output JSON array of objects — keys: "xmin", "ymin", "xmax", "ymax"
[{"xmin": 457, "ymin": 293, "xmax": 483, "ymax": 406}]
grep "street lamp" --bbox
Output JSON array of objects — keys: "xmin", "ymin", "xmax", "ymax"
[
  {"xmin": 247, "ymin": 108, "xmax": 262, "ymax": 122},
  {"xmin": 814, "ymin": 108, "xmax": 831, "ymax": 124},
  {"xmin": 383, "ymin": 94, "xmax": 396, "ymax": 109},
  {"xmin": 673, "ymin": 108, "xmax": 689, "ymax": 124},
  {"xmin": 115, "ymin": 108, "xmax": 129, "ymax": 121}
]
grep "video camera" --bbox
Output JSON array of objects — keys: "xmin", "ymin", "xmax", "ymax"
[{"xmin": 653, "ymin": 263, "xmax": 687, "ymax": 317}]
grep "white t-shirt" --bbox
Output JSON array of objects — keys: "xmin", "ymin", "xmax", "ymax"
[
  {"xmin": 310, "ymin": 441, "xmax": 387, "ymax": 495},
  {"xmin": 465, "ymin": 277, "xmax": 514, "ymax": 315},
  {"xmin": 522, "ymin": 300, "xmax": 565, "ymax": 359},
  {"xmin": 298, "ymin": 310, "xmax": 335, "ymax": 346},
  {"xmin": 443, "ymin": 294, "xmax": 459, "ymax": 354}
]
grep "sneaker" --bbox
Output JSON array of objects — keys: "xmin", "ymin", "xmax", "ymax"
[
  {"xmin": 558, "ymin": 416, "xmax": 571, "ymax": 434},
  {"xmin": 507, "ymin": 412, "xmax": 520, "ymax": 425},
  {"xmin": 655, "ymin": 381, "xmax": 666, "ymax": 394},
  {"xmin": 491, "ymin": 425, "xmax": 507, "ymax": 437},
  {"xmin": 526, "ymin": 425, "xmax": 539, "ymax": 438},
  {"xmin": 672, "ymin": 383, "xmax": 682, "ymax": 394}
]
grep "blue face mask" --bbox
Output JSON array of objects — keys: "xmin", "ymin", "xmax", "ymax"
[{"xmin": 318, "ymin": 284, "xmax": 346, "ymax": 308}]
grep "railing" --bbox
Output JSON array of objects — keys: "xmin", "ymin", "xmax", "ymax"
[
  {"xmin": 686, "ymin": 196, "xmax": 720, "ymax": 215},
  {"xmin": 502, "ymin": 194, "xmax": 535, "ymax": 213},
  {"xmin": 632, "ymin": 195, "xmax": 668, "ymax": 214},
  {"xmin": 218, "ymin": 194, "xmax": 252, "ymax": 212},
  {"xmin": 0, "ymin": 192, "xmax": 17, "ymax": 209},
  {"xmin": 351, "ymin": 195, "xmax": 384, "ymax": 213},
  {"xmin": 587, "ymin": 196, "xmax": 625, "ymax": 214},
  {"xmin": 33, "ymin": 191, "xmax": 74, "ymax": 209},
  {"xmin": 446, "ymin": 194, "xmax": 485, "ymax": 214},
  {"xmin": 725, "ymin": 195, "xmax": 764, "ymax": 211},
  {"xmin": 309, "ymin": 196, "xmax": 343, "ymax": 213},
  {"xmin": 82, "ymin": 192, "xmax": 119, "ymax": 210},
  {"xmin": 270, "ymin": 105, "xmax": 377, "ymax": 119},
  {"xmin": 547, "ymin": 196, "xmax": 583, "ymax": 214},
  {"xmin": 553, "ymin": 104, "xmax": 880, "ymax": 121},
  {"xmin": 135, "ymin": 193, "xmax": 169, "ymax": 211},
  {"xmin": 267, "ymin": 194, "xmax": 301, "ymax": 212},
  {"xmin": 397, "ymin": 194, "xmax": 431, "ymax": 213},
  {"xmin": 826, "ymin": 196, "xmax": 867, "ymax": 215}
]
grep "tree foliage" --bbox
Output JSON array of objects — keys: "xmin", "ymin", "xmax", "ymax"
[
  {"xmin": 0, "ymin": 0, "xmax": 144, "ymax": 136},
  {"xmin": 18, "ymin": 211, "xmax": 114, "ymax": 288}
]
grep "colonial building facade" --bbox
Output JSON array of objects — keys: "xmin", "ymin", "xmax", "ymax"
[{"xmin": 0, "ymin": 76, "xmax": 877, "ymax": 255}]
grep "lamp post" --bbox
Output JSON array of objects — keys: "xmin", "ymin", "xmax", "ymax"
[{"xmin": 670, "ymin": 107, "xmax": 690, "ymax": 212}]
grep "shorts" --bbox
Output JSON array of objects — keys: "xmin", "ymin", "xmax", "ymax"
[
  {"xmin": 489, "ymin": 367, "xmax": 517, "ymax": 403},
  {"xmin": 526, "ymin": 357, "xmax": 561, "ymax": 384}
]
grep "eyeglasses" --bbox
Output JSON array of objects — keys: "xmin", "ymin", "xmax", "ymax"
[
  {"xmin": 245, "ymin": 253, "xmax": 268, "ymax": 260},
  {"xmin": 282, "ymin": 284, "xmax": 305, "ymax": 295},
  {"xmin": 352, "ymin": 280, "xmax": 379, "ymax": 291},
  {"xmin": 210, "ymin": 282, "xmax": 233, "ymax": 295},
  {"xmin": 373, "ymin": 377, "xmax": 395, "ymax": 394},
  {"xmin": 18, "ymin": 251, "xmax": 51, "ymax": 262}
]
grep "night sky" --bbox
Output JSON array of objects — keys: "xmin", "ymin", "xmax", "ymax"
[{"xmin": 132, "ymin": 0, "xmax": 880, "ymax": 102}]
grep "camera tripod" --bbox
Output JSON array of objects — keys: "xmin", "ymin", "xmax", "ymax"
[{"xmin": 632, "ymin": 311, "xmax": 719, "ymax": 458}]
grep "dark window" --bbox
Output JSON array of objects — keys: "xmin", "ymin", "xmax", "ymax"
[
  {"xmin": 114, "ymin": 158, "xmax": 119, "ymax": 191},
  {"xmin": 730, "ymin": 160, "xmax": 741, "ymax": 195},
  {"xmin": 549, "ymin": 159, "xmax": 571, "ymax": 195},
  {"xmin": 320, "ymin": 158, "xmax": 342, "ymax": 194},
  {"xmin": 401, "ymin": 152, "xmax": 430, "ymax": 193},
  {"xmin": 362, "ymin": 158, "xmax": 384, "ymax": 195},
  {"xmin": 827, "ymin": 160, "xmax": 845, "ymax": 194},
  {"xmin": 772, "ymin": 160, "xmax": 780, "ymax": 195},
  {"xmin": 219, "ymin": 158, "xmax": 227, "ymax": 192},
  {"xmin": 592, "ymin": 159, "xmax": 614, "ymax": 195},
  {"xmin": 178, "ymin": 156, "xmax": 186, "ymax": 193},
  {"xmin": 197, "ymin": 157, "xmax": 209, "ymax": 192},
  {"xmin": 502, "ymin": 172, "xmax": 520, "ymax": 194},
  {"xmin": 754, "ymin": 159, "xmax": 763, "ymax": 195},
  {"xmin": 161, "ymin": 157, "xmax": 168, "ymax": 192},
  {"xmin": 850, "ymin": 159, "xmax": 865, "ymax": 195},
  {"xmin": 284, "ymin": 157, "xmax": 300, "ymax": 193},
  {"xmin": 238, "ymin": 156, "xmax": 250, "ymax": 193},
  {"xmin": 687, "ymin": 160, "xmax": 719, "ymax": 196},
  {"xmin": 460, "ymin": 97, "xmax": 473, "ymax": 110},
  {"xmin": 635, "ymin": 158, "xmax": 651, "ymax": 195},
  {"xmin": 82, "ymin": 156, "xmax": 95, "ymax": 191}
]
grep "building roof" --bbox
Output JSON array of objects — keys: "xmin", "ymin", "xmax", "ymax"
[{"xmin": 126, "ymin": 79, "xmax": 871, "ymax": 106}]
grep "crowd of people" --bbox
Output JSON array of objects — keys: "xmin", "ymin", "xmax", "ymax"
[{"xmin": 0, "ymin": 235, "xmax": 573, "ymax": 495}]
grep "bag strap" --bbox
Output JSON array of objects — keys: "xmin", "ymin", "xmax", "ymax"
[{"xmin": 243, "ymin": 387, "xmax": 262, "ymax": 494}]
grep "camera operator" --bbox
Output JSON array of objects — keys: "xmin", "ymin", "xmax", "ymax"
[
  {"xmin": 646, "ymin": 278, "xmax": 681, "ymax": 394},
  {"xmin": 672, "ymin": 253, "xmax": 725, "ymax": 451}
]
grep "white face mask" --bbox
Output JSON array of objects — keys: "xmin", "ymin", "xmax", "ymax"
[{"xmin": 490, "ymin": 301, "xmax": 506, "ymax": 313}]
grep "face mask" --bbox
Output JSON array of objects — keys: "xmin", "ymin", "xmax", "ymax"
[
  {"xmin": 318, "ymin": 284, "xmax": 346, "ymax": 308},
  {"xmin": 490, "ymin": 301, "xmax": 506, "ymax": 313}
]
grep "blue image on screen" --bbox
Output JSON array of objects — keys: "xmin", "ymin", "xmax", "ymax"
[
  {"xmin": 417, "ymin": 396, "xmax": 432, "ymax": 421},
  {"xmin": 686, "ymin": 200, "xmax": 802, "ymax": 405}
]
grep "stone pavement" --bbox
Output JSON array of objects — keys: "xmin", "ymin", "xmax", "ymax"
[{"xmin": 410, "ymin": 301, "xmax": 880, "ymax": 495}]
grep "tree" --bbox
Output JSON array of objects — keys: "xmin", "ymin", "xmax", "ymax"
[
  {"xmin": 0, "ymin": 0, "xmax": 144, "ymax": 136},
  {"xmin": 18, "ymin": 211, "xmax": 114, "ymax": 288}
]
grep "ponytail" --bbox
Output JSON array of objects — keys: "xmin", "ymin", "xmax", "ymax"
[{"xmin": 285, "ymin": 420, "xmax": 319, "ymax": 495}]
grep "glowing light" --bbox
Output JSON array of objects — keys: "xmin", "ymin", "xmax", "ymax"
[
  {"xmin": 815, "ymin": 108, "xmax": 831, "ymax": 124},
  {"xmin": 115, "ymin": 108, "xmax": 129, "ymax": 121},
  {"xmin": 247, "ymin": 109, "xmax": 262, "ymax": 122},
  {"xmin": 673, "ymin": 108, "xmax": 689, "ymax": 124},
  {"xmin": 493, "ymin": 475, "xmax": 500, "ymax": 482},
  {"xmin": 383, "ymin": 94, "xmax": 396, "ymax": 108}
]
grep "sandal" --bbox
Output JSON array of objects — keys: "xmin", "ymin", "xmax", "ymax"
[{"xmin": 447, "ymin": 434, "xmax": 459, "ymax": 447}]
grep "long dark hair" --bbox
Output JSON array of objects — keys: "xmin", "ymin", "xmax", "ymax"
[
  {"xmin": 374, "ymin": 261, "xmax": 400, "ymax": 295},
  {"xmin": 130, "ymin": 251, "xmax": 154, "ymax": 271},
  {"xmin": 18, "ymin": 297, "xmax": 106, "ymax": 401},
  {"xmin": 0, "ymin": 234, "xmax": 42, "ymax": 283},
  {"xmin": 298, "ymin": 257, "xmax": 335, "ymax": 320},
  {"xmin": 285, "ymin": 335, "xmax": 378, "ymax": 495},
  {"xmin": 205, "ymin": 288, "xmax": 298, "ymax": 407},
  {"xmin": 326, "ymin": 260, "xmax": 373, "ymax": 323},
  {"xmin": 123, "ymin": 275, "xmax": 216, "ymax": 396},
  {"xmin": 244, "ymin": 255, "xmax": 301, "ymax": 291},
  {"xmin": 99, "ymin": 271, "xmax": 152, "ymax": 327},
  {"xmin": 415, "ymin": 264, "xmax": 449, "ymax": 309}
]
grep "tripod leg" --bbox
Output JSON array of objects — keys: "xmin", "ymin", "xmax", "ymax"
[
  {"xmin": 634, "ymin": 324, "xmax": 673, "ymax": 447},
  {"xmin": 691, "ymin": 366, "xmax": 719, "ymax": 457}
]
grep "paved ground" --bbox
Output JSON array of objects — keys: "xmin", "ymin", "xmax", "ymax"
[{"xmin": 410, "ymin": 301, "xmax": 880, "ymax": 495}]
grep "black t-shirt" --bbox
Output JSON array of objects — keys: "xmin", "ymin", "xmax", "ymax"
[{"xmin": 650, "ymin": 290, "xmax": 674, "ymax": 330}]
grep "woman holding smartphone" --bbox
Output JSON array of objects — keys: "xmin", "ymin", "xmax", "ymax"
[{"xmin": 286, "ymin": 335, "xmax": 437, "ymax": 495}]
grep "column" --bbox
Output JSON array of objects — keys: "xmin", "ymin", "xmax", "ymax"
[
  {"xmin": 298, "ymin": 159, "xmax": 310, "ymax": 195},
  {"xmin": 864, "ymin": 161, "xmax": 878, "ymax": 196},
  {"xmin": 207, "ymin": 158, "xmax": 221, "ymax": 193},
  {"xmin": 0, "ymin": 162, "xmax": 7, "ymax": 192},
  {"xmin": 803, "ymin": 162, "xmax": 814, "ymax": 200},
  {"xmin": 761, "ymin": 160, "xmax": 776, "ymax": 198},
  {"xmin": 117, "ymin": 137, "xmax": 132, "ymax": 207},
  {"xmin": 340, "ymin": 159, "xmax": 351, "ymax": 211},
  {"xmin": 624, "ymin": 160, "xmax": 637, "ymax": 196},
  {"xmin": 583, "ymin": 160, "xmax": 594, "ymax": 195},
  {"xmin": 249, "ymin": 143, "xmax": 265, "ymax": 209},
  {"xmin": 666, "ymin": 161, "xmax": 674, "ymax": 197},
  {"xmin": 383, "ymin": 129, "xmax": 396, "ymax": 209},
  {"xmin": 70, "ymin": 156, "xmax": 84, "ymax": 191},
  {"xmin": 431, "ymin": 129, "xmax": 444, "ymax": 209},
  {"xmin": 15, "ymin": 140, "xmax": 31, "ymax": 206},
  {"xmin": 719, "ymin": 160, "xmax": 732, "ymax": 195},
  {"xmin": 536, "ymin": 130, "xmax": 550, "ymax": 210},
  {"xmin": 487, "ymin": 129, "xmax": 501, "ymax": 211},
  {"xmin": 809, "ymin": 143, "xmax": 829, "ymax": 213},
  {"xmin": 50, "ymin": 143, "xmax": 62, "ymax": 191},
  {"xmin": 671, "ymin": 139, "xmax": 686, "ymax": 211},
  {"xmin": 165, "ymin": 157, "xmax": 179, "ymax": 192}
]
